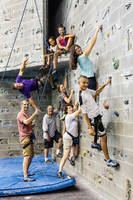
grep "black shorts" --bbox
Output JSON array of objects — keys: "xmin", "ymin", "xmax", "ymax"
[
  {"xmin": 73, "ymin": 136, "xmax": 79, "ymax": 145},
  {"xmin": 88, "ymin": 76, "xmax": 96, "ymax": 90},
  {"xmin": 44, "ymin": 130, "xmax": 62, "ymax": 149},
  {"xmin": 90, "ymin": 115, "xmax": 106, "ymax": 137}
]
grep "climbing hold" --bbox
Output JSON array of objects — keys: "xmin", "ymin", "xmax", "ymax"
[
  {"xmin": 82, "ymin": 151, "xmax": 87, "ymax": 157},
  {"xmin": 124, "ymin": 100, "xmax": 129, "ymax": 105},
  {"xmin": 124, "ymin": 154, "xmax": 128, "ymax": 158},
  {"xmin": 113, "ymin": 58, "xmax": 119, "ymax": 70},
  {"xmin": 125, "ymin": 3, "xmax": 131, "ymax": 10},
  {"xmin": 96, "ymin": 52, "xmax": 99, "ymax": 56},
  {"xmin": 8, "ymin": 102, "xmax": 15, "ymax": 107},
  {"xmin": 88, "ymin": 162, "xmax": 91, "ymax": 166},
  {"xmin": 103, "ymin": 100, "xmax": 109, "ymax": 109},
  {"xmin": 98, "ymin": 177, "xmax": 102, "ymax": 183},
  {"xmin": 114, "ymin": 111, "xmax": 119, "ymax": 117},
  {"xmin": 106, "ymin": 32, "xmax": 110, "ymax": 37}
]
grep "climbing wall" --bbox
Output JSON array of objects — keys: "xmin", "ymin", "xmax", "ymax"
[
  {"xmin": 0, "ymin": 0, "xmax": 45, "ymax": 72},
  {"xmin": 51, "ymin": 0, "xmax": 133, "ymax": 200}
]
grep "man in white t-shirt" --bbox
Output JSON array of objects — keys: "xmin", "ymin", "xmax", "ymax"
[{"xmin": 77, "ymin": 75, "xmax": 119, "ymax": 167}]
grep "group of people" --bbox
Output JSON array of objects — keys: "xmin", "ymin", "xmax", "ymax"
[{"xmin": 16, "ymin": 24, "xmax": 119, "ymax": 182}]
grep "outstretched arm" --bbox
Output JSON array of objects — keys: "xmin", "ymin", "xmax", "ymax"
[
  {"xmin": 74, "ymin": 107, "xmax": 82, "ymax": 118},
  {"xmin": 23, "ymin": 110, "xmax": 39, "ymax": 125},
  {"xmin": 84, "ymin": 25, "xmax": 102, "ymax": 57},
  {"xmin": 18, "ymin": 57, "xmax": 28, "ymax": 76},
  {"xmin": 96, "ymin": 78, "xmax": 111, "ymax": 96},
  {"xmin": 64, "ymin": 89, "xmax": 74, "ymax": 103},
  {"xmin": 64, "ymin": 34, "xmax": 75, "ymax": 38},
  {"xmin": 64, "ymin": 72, "xmax": 68, "ymax": 89},
  {"xmin": 29, "ymin": 97, "xmax": 39, "ymax": 111}
]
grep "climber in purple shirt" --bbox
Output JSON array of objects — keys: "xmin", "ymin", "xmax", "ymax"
[{"xmin": 13, "ymin": 57, "xmax": 54, "ymax": 111}]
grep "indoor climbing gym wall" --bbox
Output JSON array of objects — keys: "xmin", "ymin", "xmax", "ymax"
[
  {"xmin": 0, "ymin": 0, "xmax": 49, "ymax": 157},
  {"xmin": 0, "ymin": 0, "xmax": 45, "ymax": 72},
  {"xmin": 51, "ymin": 0, "xmax": 133, "ymax": 200}
]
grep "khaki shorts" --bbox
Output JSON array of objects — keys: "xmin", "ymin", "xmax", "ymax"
[
  {"xmin": 20, "ymin": 137, "xmax": 34, "ymax": 157},
  {"xmin": 63, "ymin": 139, "xmax": 73, "ymax": 150}
]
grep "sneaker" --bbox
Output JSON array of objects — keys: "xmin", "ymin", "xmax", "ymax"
[
  {"xmin": 68, "ymin": 158, "xmax": 75, "ymax": 166},
  {"xmin": 91, "ymin": 143, "xmax": 102, "ymax": 150},
  {"xmin": 28, "ymin": 173, "xmax": 35, "ymax": 176},
  {"xmin": 57, "ymin": 171, "xmax": 63, "ymax": 179},
  {"xmin": 24, "ymin": 176, "xmax": 35, "ymax": 182},
  {"xmin": 52, "ymin": 69, "xmax": 57, "ymax": 75},
  {"xmin": 45, "ymin": 159, "xmax": 53, "ymax": 164},
  {"xmin": 56, "ymin": 152, "xmax": 62, "ymax": 158},
  {"xmin": 106, "ymin": 159, "xmax": 119, "ymax": 167}
]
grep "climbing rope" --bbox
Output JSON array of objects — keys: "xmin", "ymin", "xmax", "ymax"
[{"xmin": 0, "ymin": 0, "xmax": 29, "ymax": 88}]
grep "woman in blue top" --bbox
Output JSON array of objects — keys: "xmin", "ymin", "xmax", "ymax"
[{"xmin": 69, "ymin": 25, "xmax": 102, "ymax": 90}]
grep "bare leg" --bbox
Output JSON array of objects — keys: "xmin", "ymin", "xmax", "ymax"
[
  {"xmin": 23, "ymin": 156, "xmax": 31, "ymax": 178},
  {"xmin": 44, "ymin": 148, "xmax": 49, "ymax": 161},
  {"xmin": 57, "ymin": 138, "xmax": 63, "ymax": 150},
  {"xmin": 48, "ymin": 74, "xmax": 55, "ymax": 89},
  {"xmin": 73, "ymin": 144, "xmax": 79, "ymax": 158},
  {"xmin": 101, "ymin": 135, "xmax": 110, "ymax": 161},
  {"xmin": 53, "ymin": 50, "xmax": 62, "ymax": 69},
  {"xmin": 64, "ymin": 38, "xmax": 73, "ymax": 52},
  {"xmin": 47, "ymin": 55, "xmax": 52, "ymax": 66},
  {"xmin": 59, "ymin": 148, "xmax": 71, "ymax": 172}
]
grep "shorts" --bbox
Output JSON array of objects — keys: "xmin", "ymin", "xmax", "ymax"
[
  {"xmin": 73, "ymin": 136, "xmax": 79, "ymax": 145},
  {"xmin": 44, "ymin": 130, "xmax": 62, "ymax": 149},
  {"xmin": 63, "ymin": 139, "xmax": 73, "ymax": 150},
  {"xmin": 20, "ymin": 136, "xmax": 34, "ymax": 157},
  {"xmin": 88, "ymin": 76, "xmax": 96, "ymax": 90},
  {"xmin": 90, "ymin": 115, "xmax": 106, "ymax": 138}
]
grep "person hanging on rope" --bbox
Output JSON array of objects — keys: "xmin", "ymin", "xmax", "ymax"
[
  {"xmin": 42, "ymin": 105, "xmax": 63, "ymax": 163},
  {"xmin": 17, "ymin": 100, "xmax": 39, "ymax": 182},
  {"xmin": 77, "ymin": 75, "xmax": 119, "ymax": 167},
  {"xmin": 57, "ymin": 72, "xmax": 74, "ymax": 120},
  {"xmin": 12, "ymin": 57, "xmax": 55, "ymax": 111},
  {"xmin": 57, "ymin": 103, "xmax": 81, "ymax": 179},
  {"xmin": 56, "ymin": 24, "xmax": 75, "ymax": 54}
]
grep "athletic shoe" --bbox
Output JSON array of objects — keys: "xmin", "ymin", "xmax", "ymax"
[
  {"xmin": 56, "ymin": 152, "xmax": 62, "ymax": 158},
  {"xmin": 106, "ymin": 159, "xmax": 119, "ymax": 167},
  {"xmin": 91, "ymin": 143, "xmax": 102, "ymax": 150},
  {"xmin": 24, "ymin": 176, "xmax": 35, "ymax": 182},
  {"xmin": 28, "ymin": 173, "xmax": 35, "ymax": 176},
  {"xmin": 52, "ymin": 69, "xmax": 57, "ymax": 75},
  {"xmin": 45, "ymin": 159, "xmax": 53, "ymax": 164},
  {"xmin": 57, "ymin": 171, "xmax": 63, "ymax": 179},
  {"xmin": 68, "ymin": 158, "xmax": 75, "ymax": 166}
]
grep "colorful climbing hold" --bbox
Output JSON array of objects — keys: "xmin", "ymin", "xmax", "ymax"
[
  {"xmin": 103, "ymin": 100, "xmax": 109, "ymax": 109},
  {"xmin": 113, "ymin": 58, "xmax": 119, "ymax": 70},
  {"xmin": 82, "ymin": 151, "xmax": 87, "ymax": 157},
  {"xmin": 114, "ymin": 111, "xmax": 119, "ymax": 117},
  {"xmin": 106, "ymin": 32, "xmax": 110, "ymax": 37}
]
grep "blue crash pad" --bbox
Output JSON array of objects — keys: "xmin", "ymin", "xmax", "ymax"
[{"xmin": 0, "ymin": 155, "xmax": 76, "ymax": 196}]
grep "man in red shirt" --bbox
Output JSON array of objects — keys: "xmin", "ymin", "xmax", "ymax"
[{"xmin": 17, "ymin": 100, "xmax": 39, "ymax": 182}]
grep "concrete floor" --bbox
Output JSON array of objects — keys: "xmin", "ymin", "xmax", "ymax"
[{"xmin": 0, "ymin": 171, "xmax": 106, "ymax": 200}]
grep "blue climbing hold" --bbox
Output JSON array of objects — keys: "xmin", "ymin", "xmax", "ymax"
[{"xmin": 114, "ymin": 111, "xmax": 119, "ymax": 117}]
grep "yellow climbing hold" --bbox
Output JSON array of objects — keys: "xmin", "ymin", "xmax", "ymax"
[{"xmin": 82, "ymin": 151, "xmax": 87, "ymax": 157}]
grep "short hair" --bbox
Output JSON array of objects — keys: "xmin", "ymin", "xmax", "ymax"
[
  {"xmin": 78, "ymin": 75, "xmax": 88, "ymax": 80},
  {"xmin": 47, "ymin": 104, "xmax": 53, "ymax": 110},
  {"xmin": 48, "ymin": 36, "xmax": 55, "ymax": 41},
  {"xmin": 64, "ymin": 103, "xmax": 73, "ymax": 114}
]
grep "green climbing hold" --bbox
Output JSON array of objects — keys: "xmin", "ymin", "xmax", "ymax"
[{"xmin": 113, "ymin": 59, "xmax": 119, "ymax": 70}]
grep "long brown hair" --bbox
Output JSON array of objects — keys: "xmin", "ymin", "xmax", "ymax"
[{"xmin": 69, "ymin": 44, "xmax": 81, "ymax": 70}]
